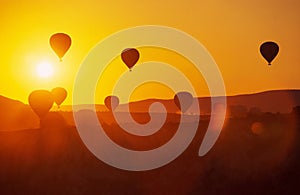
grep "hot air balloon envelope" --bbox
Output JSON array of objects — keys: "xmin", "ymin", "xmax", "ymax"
[
  {"xmin": 121, "ymin": 48, "xmax": 139, "ymax": 70},
  {"xmin": 28, "ymin": 90, "xmax": 54, "ymax": 119},
  {"xmin": 174, "ymin": 92, "xmax": 193, "ymax": 113},
  {"xmin": 260, "ymin": 41, "xmax": 279, "ymax": 65},
  {"xmin": 51, "ymin": 87, "xmax": 67, "ymax": 107},
  {"xmin": 50, "ymin": 33, "xmax": 72, "ymax": 61},
  {"xmin": 105, "ymin": 96, "xmax": 120, "ymax": 111}
]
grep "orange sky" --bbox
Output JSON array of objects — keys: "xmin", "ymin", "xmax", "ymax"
[{"xmin": 0, "ymin": 0, "xmax": 299, "ymax": 105}]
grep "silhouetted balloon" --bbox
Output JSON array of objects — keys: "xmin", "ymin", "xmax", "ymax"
[
  {"xmin": 121, "ymin": 48, "xmax": 139, "ymax": 71},
  {"xmin": 174, "ymin": 92, "xmax": 193, "ymax": 113},
  {"xmin": 28, "ymin": 90, "xmax": 54, "ymax": 119},
  {"xmin": 260, "ymin": 41, "xmax": 279, "ymax": 65},
  {"xmin": 50, "ymin": 33, "xmax": 71, "ymax": 61},
  {"xmin": 51, "ymin": 87, "xmax": 67, "ymax": 108},
  {"xmin": 105, "ymin": 96, "xmax": 119, "ymax": 111}
]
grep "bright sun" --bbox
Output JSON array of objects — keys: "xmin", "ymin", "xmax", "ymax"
[{"xmin": 36, "ymin": 62, "xmax": 54, "ymax": 78}]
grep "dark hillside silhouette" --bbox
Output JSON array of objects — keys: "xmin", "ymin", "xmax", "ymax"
[
  {"xmin": 120, "ymin": 89, "xmax": 300, "ymax": 114},
  {"xmin": 0, "ymin": 111, "xmax": 299, "ymax": 194},
  {"xmin": 0, "ymin": 95, "xmax": 38, "ymax": 130},
  {"xmin": 1, "ymin": 90, "xmax": 300, "ymax": 131}
]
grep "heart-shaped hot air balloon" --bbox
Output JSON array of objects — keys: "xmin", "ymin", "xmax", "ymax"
[
  {"xmin": 174, "ymin": 92, "xmax": 193, "ymax": 113},
  {"xmin": 121, "ymin": 48, "xmax": 139, "ymax": 71},
  {"xmin": 28, "ymin": 90, "xmax": 54, "ymax": 119},
  {"xmin": 104, "ymin": 95, "xmax": 119, "ymax": 111},
  {"xmin": 50, "ymin": 33, "xmax": 72, "ymax": 61},
  {"xmin": 51, "ymin": 87, "xmax": 67, "ymax": 109}
]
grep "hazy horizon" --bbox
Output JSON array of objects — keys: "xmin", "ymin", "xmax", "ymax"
[{"xmin": 2, "ymin": 88, "xmax": 300, "ymax": 106}]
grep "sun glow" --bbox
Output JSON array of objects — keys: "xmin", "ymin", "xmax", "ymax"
[{"xmin": 36, "ymin": 62, "xmax": 54, "ymax": 78}]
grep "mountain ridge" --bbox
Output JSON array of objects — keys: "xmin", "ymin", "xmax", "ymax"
[{"xmin": 1, "ymin": 89, "xmax": 299, "ymax": 131}]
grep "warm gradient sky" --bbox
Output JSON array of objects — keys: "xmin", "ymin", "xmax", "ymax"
[{"xmin": 0, "ymin": 0, "xmax": 299, "ymax": 105}]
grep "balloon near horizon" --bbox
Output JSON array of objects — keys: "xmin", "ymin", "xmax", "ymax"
[
  {"xmin": 28, "ymin": 88, "xmax": 68, "ymax": 126},
  {"xmin": 28, "ymin": 90, "xmax": 54, "ymax": 120},
  {"xmin": 51, "ymin": 87, "xmax": 68, "ymax": 108},
  {"xmin": 174, "ymin": 92, "xmax": 194, "ymax": 113},
  {"xmin": 105, "ymin": 95, "xmax": 120, "ymax": 111}
]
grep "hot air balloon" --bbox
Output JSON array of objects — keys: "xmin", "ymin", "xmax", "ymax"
[
  {"xmin": 105, "ymin": 95, "xmax": 119, "ymax": 111},
  {"xmin": 51, "ymin": 87, "xmax": 67, "ymax": 109},
  {"xmin": 121, "ymin": 48, "xmax": 139, "ymax": 71},
  {"xmin": 28, "ymin": 90, "xmax": 54, "ymax": 120},
  {"xmin": 260, "ymin": 41, "xmax": 279, "ymax": 65},
  {"xmin": 174, "ymin": 92, "xmax": 193, "ymax": 113},
  {"xmin": 50, "ymin": 33, "xmax": 71, "ymax": 61}
]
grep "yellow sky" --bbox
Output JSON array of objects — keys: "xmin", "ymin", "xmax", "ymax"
[{"xmin": 0, "ymin": 0, "xmax": 299, "ymax": 105}]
